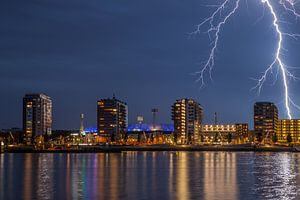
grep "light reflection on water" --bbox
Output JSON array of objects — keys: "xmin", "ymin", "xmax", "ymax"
[{"xmin": 0, "ymin": 152, "xmax": 300, "ymax": 200}]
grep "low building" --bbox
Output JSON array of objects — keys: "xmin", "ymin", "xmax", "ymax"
[
  {"xmin": 201, "ymin": 123, "xmax": 248, "ymax": 144},
  {"xmin": 127, "ymin": 123, "xmax": 174, "ymax": 145},
  {"xmin": 277, "ymin": 119, "xmax": 300, "ymax": 143}
]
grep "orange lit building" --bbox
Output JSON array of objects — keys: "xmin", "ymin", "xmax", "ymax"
[
  {"xmin": 97, "ymin": 96, "xmax": 128, "ymax": 142},
  {"xmin": 23, "ymin": 94, "xmax": 52, "ymax": 145},
  {"xmin": 172, "ymin": 98, "xmax": 203, "ymax": 144},
  {"xmin": 201, "ymin": 123, "xmax": 248, "ymax": 143},
  {"xmin": 254, "ymin": 102, "xmax": 278, "ymax": 142},
  {"xmin": 277, "ymin": 119, "xmax": 300, "ymax": 143}
]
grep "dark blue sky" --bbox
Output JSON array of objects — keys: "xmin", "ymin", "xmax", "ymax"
[{"xmin": 0, "ymin": 0, "xmax": 299, "ymax": 129}]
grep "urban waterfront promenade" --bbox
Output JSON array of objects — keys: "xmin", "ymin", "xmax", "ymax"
[{"xmin": 3, "ymin": 144, "xmax": 298, "ymax": 153}]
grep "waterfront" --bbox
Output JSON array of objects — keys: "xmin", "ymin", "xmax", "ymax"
[{"xmin": 1, "ymin": 152, "xmax": 300, "ymax": 200}]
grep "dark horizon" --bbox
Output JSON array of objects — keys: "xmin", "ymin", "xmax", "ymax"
[{"xmin": 1, "ymin": 0, "xmax": 300, "ymax": 129}]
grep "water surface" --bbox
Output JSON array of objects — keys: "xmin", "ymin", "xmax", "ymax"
[{"xmin": 1, "ymin": 152, "xmax": 300, "ymax": 200}]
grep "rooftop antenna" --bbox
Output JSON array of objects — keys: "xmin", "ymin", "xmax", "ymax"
[{"xmin": 214, "ymin": 112, "xmax": 218, "ymax": 125}]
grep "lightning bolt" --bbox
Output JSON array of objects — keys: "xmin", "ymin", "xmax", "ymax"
[{"xmin": 192, "ymin": 0, "xmax": 300, "ymax": 119}]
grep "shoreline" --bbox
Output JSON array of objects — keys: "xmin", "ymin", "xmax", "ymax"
[{"xmin": 3, "ymin": 145, "xmax": 298, "ymax": 153}]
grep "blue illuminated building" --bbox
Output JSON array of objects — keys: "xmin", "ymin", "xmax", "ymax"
[
  {"xmin": 85, "ymin": 124, "xmax": 174, "ymax": 134},
  {"xmin": 127, "ymin": 123, "xmax": 174, "ymax": 133}
]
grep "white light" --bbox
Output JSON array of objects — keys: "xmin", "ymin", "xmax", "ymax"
[{"xmin": 192, "ymin": 0, "xmax": 300, "ymax": 119}]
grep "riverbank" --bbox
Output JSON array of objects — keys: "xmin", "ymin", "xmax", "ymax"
[{"xmin": 3, "ymin": 144, "xmax": 298, "ymax": 153}]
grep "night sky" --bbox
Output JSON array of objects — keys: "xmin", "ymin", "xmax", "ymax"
[{"xmin": 0, "ymin": 0, "xmax": 299, "ymax": 129}]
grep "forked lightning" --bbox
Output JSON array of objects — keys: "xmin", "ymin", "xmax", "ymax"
[{"xmin": 191, "ymin": 0, "xmax": 300, "ymax": 119}]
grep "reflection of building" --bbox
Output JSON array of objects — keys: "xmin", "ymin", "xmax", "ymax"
[
  {"xmin": 277, "ymin": 119, "xmax": 300, "ymax": 143},
  {"xmin": 204, "ymin": 153, "xmax": 238, "ymax": 200},
  {"xmin": 201, "ymin": 123, "xmax": 248, "ymax": 143},
  {"xmin": 254, "ymin": 102, "xmax": 278, "ymax": 142},
  {"xmin": 97, "ymin": 96, "xmax": 128, "ymax": 141},
  {"xmin": 172, "ymin": 99, "xmax": 203, "ymax": 144},
  {"xmin": 23, "ymin": 94, "xmax": 52, "ymax": 145}
]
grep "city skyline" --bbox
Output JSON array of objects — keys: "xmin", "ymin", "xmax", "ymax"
[
  {"xmin": 13, "ymin": 92, "xmax": 300, "ymax": 131},
  {"xmin": 2, "ymin": 1, "xmax": 300, "ymax": 199},
  {"xmin": 1, "ymin": 0, "xmax": 300, "ymax": 129}
]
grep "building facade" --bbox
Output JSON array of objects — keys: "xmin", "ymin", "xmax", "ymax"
[
  {"xmin": 201, "ymin": 123, "xmax": 248, "ymax": 143},
  {"xmin": 277, "ymin": 119, "xmax": 300, "ymax": 143},
  {"xmin": 254, "ymin": 102, "xmax": 278, "ymax": 142},
  {"xmin": 23, "ymin": 94, "xmax": 52, "ymax": 145},
  {"xmin": 97, "ymin": 96, "xmax": 128, "ymax": 142},
  {"xmin": 172, "ymin": 98, "xmax": 203, "ymax": 144}
]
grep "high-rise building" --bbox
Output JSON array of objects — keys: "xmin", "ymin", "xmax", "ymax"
[
  {"xmin": 277, "ymin": 119, "xmax": 300, "ymax": 143},
  {"xmin": 254, "ymin": 102, "xmax": 278, "ymax": 142},
  {"xmin": 97, "ymin": 96, "xmax": 128, "ymax": 141},
  {"xmin": 172, "ymin": 98, "xmax": 203, "ymax": 144},
  {"xmin": 23, "ymin": 94, "xmax": 52, "ymax": 145}
]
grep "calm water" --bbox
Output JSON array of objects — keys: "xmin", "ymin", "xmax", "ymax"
[{"xmin": 1, "ymin": 152, "xmax": 300, "ymax": 200}]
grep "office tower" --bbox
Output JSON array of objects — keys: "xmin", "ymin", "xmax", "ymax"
[
  {"xmin": 277, "ymin": 119, "xmax": 300, "ymax": 143},
  {"xmin": 254, "ymin": 102, "xmax": 278, "ymax": 142},
  {"xmin": 23, "ymin": 93, "xmax": 52, "ymax": 145},
  {"xmin": 97, "ymin": 96, "xmax": 128, "ymax": 141},
  {"xmin": 172, "ymin": 98, "xmax": 203, "ymax": 144}
]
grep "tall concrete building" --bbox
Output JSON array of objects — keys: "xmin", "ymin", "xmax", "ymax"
[
  {"xmin": 277, "ymin": 119, "xmax": 300, "ymax": 143},
  {"xmin": 172, "ymin": 98, "xmax": 203, "ymax": 144},
  {"xmin": 97, "ymin": 96, "xmax": 128, "ymax": 142},
  {"xmin": 254, "ymin": 102, "xmax": 278, "ymax": 142},
  {"xmin": 23, "ymin": 94, "xmax": 52, "ymax": 145}
]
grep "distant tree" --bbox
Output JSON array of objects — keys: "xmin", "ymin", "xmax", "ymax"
[
  {"xmin": 287, "ymin": 133, "xmax": 292, "ymax": 143},
  {"xmin": 227, "ymin": 133, "xmax": 232, "ymax": 143},
  {"xmin": 44, "ymin": 134, "xmax": 49, "ymax": 142},
  {"xmin": 111, "ymin": 134, "xmax": 115, "ymax": 142},
  {"xmin": 272, "ymin": 134, "xmax": 278, "ymax": 143},
  {"xmin": 188, "ymin": 134, "xmax": 192, "ymax": 144},
  {"xmin": 173, "ymin": 133, "xmax": 177, "ymax": 144},
  {"xmin": 200, "ymin": 134, "xmax": 204, "ymax": 143},
  {"xmin": 256, "ymin": 133, "xmax": 263, "ymax": 143},
  {"xmin": 124, "ymin": 133, "xmax": 128, "ymax": 143},
  {"xmin": 150, "ymin": 134, "xmax": 154, "ymax": 142},
  {"xmin": 213, "ymin": 133, "xmax": 219, "ymax": 143}
]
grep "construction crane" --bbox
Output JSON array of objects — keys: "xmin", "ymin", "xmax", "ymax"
[{"xmin": 9, "ymin": 131, "xmax": 14, "ymax": 144}]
